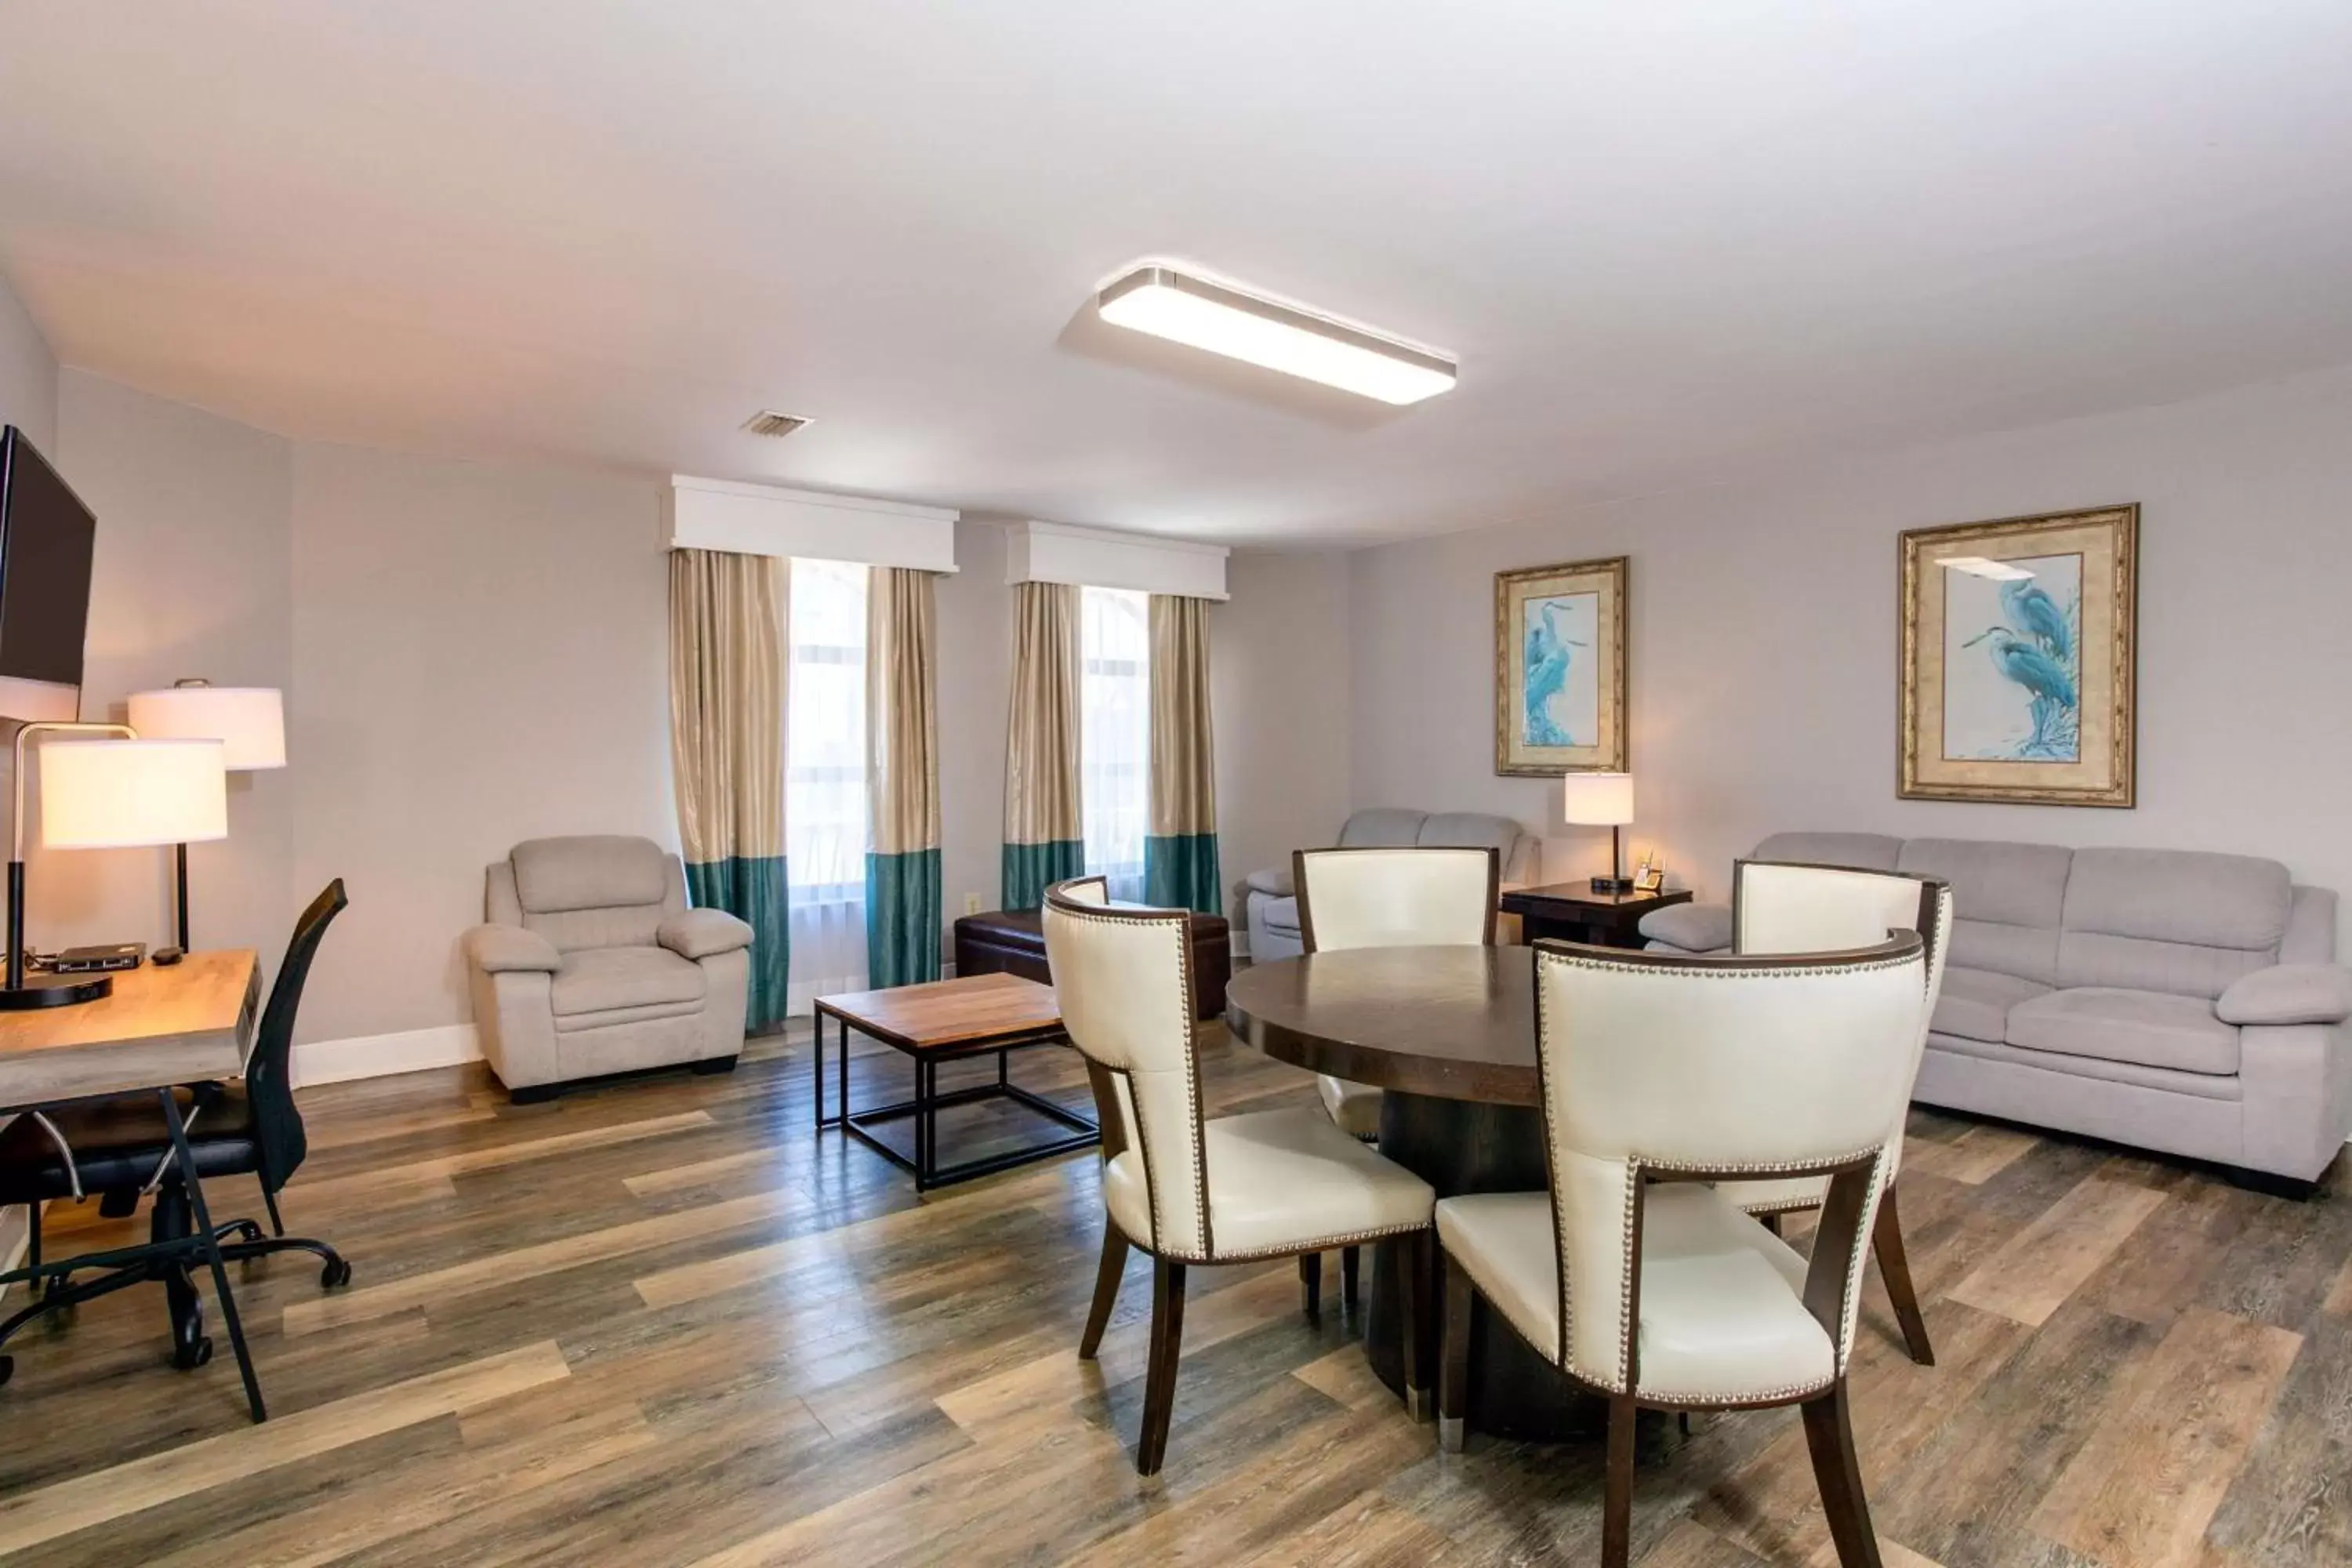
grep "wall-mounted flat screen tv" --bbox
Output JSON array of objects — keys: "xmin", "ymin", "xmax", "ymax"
[{"xmin": 0, "ymin": 426, "xmax": 96, "ymax": 723}]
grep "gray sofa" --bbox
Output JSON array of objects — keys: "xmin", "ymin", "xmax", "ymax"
[
  {"xmin": 463, "ymin": 835, "xmax": 756, "ymax": 1100},
  {"xmin": 1245, "ymin": 808, "xmax": 1541, "ymax": 962},
  {"xmin": 1641, "ymin": 833, "xmax": 2352, "ymax": 1183}
]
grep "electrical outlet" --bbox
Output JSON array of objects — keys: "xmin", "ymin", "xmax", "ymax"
[{"xmin": 964, "ymin": 892, "xmax": 981, "ymax": 916}]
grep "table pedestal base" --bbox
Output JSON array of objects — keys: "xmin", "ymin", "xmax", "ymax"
[{"xmin": 1361, "ymin": 1089, "xmax": 1611, "ymax": 1443}]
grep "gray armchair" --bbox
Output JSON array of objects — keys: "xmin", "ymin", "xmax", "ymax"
[
  {"xmin": 463, "ymin": 835, "xmax": 754, "ymax": 1101},
  {"xmin": 1245, "ymin": 808, "xmax": 1540, "ymax": 962}
]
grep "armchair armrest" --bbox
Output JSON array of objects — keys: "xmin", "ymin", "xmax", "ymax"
[
  {"xmin": 463, "ymin": 924, "xmax": 561, "ymax": 975},
  {"xmin": 1639, "ymin": 902, "xmax": 1733, "ymax": 954},
  {"xmin": 1244, "ymin": 866, "xmax": 1294, "ymax": 898},
  {"xmin": 2216, "ymin": 964, "xmax": 2352, "ymax": 1027},
  {"xmin": 659, "ymin": 907, "xmax": 756, "ymax": 960}
]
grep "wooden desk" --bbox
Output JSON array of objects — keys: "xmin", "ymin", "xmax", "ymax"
[
  {"xmin": 0, "ymin": 949, "xmax": 269, "ymax": 1421},
  {"xmin": 0, "ymin": 949, "xmax": 260, "ymax": 1103}
]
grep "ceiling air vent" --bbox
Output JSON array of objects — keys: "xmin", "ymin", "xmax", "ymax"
[{"xmin": 742, "ymin": 410, "xmax": 812, "ymax": 438}]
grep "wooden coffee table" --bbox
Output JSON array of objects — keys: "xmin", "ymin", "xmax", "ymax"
[{"xmin": 811, "ymin": 971, "xmax": 1098, "ymax": 1191}]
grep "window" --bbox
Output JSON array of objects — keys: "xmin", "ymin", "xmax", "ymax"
[
  {"xmin": 785, "ymin": 558, "xmax": 869, "ymax": 1009},
  {"xmin": 1080, "ymin": 586, "xmax": 1151, "ymax": 902}
]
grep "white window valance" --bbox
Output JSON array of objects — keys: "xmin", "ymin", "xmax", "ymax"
[
  {"xmin": 666, "ymin": 476, "xmax": 959, "ymax": 573},
  {"xmin": 1004, "ymin": 521, "xmax": 1229, "ymax": 601}
]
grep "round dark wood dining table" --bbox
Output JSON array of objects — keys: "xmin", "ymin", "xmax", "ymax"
[{"xmin": 1225, "ymin": 942, "xmax": 1604, "ymax": 1442}]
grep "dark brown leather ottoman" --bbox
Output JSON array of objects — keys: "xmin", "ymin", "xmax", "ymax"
[{"xmin": 954, "ymin": 906, "xmax": 1231, "ymax": 1020}]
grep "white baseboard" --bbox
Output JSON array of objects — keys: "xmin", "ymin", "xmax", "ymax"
[{"xmin": 292, "ymin": 1022, "xmax": 481, "ymax": 1088}]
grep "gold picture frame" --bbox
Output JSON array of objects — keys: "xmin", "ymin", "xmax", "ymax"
[
  {"xmin": 1495, "ymin": 555, "xmax": 1628, "ymax": 777},
  {"xmin": 1899, "ymin": 504, "xmax": 2137, "ymax": 806}
]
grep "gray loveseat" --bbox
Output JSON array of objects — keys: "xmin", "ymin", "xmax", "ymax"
[
  {"xmin": 1245, "ymin": 808, "xmax": 1541, "ymax": 962},
  {"xmin": 1641, "ymin": 833, "xmax": 2352, "ymax": 1183}
]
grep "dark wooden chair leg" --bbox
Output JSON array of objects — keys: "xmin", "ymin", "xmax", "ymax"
[
  {"xmin": 1397, "ymin": 1232, "xmax": 1432, "ymax": 1419},
  {"xmin": 1802, "ymin": 1380, "xmax": 1885, "ymax": 1568},
  {"xmin": 1341, "ymin": 1245, "xmax": 1360, "ymax": 1311},
  {"xmin": 1298, "ymin": 1252, "xmax": 1323, "ymax": 1321},
  {"xmin": 1602, "ymin": 1392, "xmax": 1639, "ymax": 1568},
  {"xmin": 1439, "ymin": 1250, "xmax": 1472, "ymax": 1452},
  {"xmin": 1759, "ymin": 1210, "xmax": 1783, "ymax": 1238},
  {"xmin": 1872, "ymin": 1182, "xmax": 1934, "ymax": 1367},
  {"xmin": 1079, "ymin": 1224, "xmax": 1129, "ymax": 1359},
  {"xmin": 1136, "ymin": 1259, "xmax": 1187, "ymax": 1476}
]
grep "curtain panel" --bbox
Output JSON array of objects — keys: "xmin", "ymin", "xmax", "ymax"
[
  {"xmin": 1145, "ymin": 593, "xmax": 1221, "ymax": 914},
  {"xmin": 865, "ymin": 567, "xmax": 943, "ymax": 985},
  {"xmin": 1001, "ymin": 580, "xmax": 1085, "ymax": 909},
  {"xmin": 668, "ymin": 548, "xmax": 789, "ymax": 1029}
]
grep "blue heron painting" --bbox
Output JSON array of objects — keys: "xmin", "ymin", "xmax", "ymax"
[
  {"xmin": 1944, "ymin": 553, "xmax": 2082, "ymax": 761},
  {"xmin": 1520, "ymin": 594, "xmax": 1596, "ymax": 748}
]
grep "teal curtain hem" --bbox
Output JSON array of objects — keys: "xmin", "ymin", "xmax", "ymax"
[
  {"xmin": 865, "ymin": 847, "xmax": 943, "ymax": 989},
  {"xmin": 1001, "ymin": 838, "xmax": 1086, "ymax": 912},
  {"xmin": 1145, "ymin": 832, "xmax": 1222, "ymax": 916},
  {"xmin": 685, "ymin": 853, "xmax": 789, "ymax": 1031}
]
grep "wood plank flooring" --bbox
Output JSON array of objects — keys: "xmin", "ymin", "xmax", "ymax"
[{"xmin": 0, "ymin": 1023, "xmax": 2346, "ymax": 1566}]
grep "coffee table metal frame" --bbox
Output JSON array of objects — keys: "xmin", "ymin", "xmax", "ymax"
[{"xmin": 811, "ymin": 1001, "xmax": 1097, "ymax": 1191}]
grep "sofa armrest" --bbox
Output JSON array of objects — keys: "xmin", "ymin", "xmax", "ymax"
[
  {"xmin": 659, "ymin": 908, "xmax": 756, "ymax": 960},
  {"xmin": 1639, "ymin": 902, "xmax": 1733, "ymax": 954},
  {"xmin": 1244, "ymin": 865, "xmax": 1294, "ymax": 898},
  {"xmin": 463, "ymin": 924, "xmax": 562, "ymax": 975},
  {"xmin": 2217, "ymin": 964, "xmax": 2352, "ymax": 1027}
]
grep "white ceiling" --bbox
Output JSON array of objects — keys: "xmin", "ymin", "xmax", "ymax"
[{"xmin": 5, "ymin": 2, "xmax": 2351, "ymax": 546}]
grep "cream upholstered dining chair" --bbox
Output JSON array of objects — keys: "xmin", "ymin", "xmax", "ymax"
[
  {"xmin": 1436, "ymin": 934, "xmax": 1929, "ymax": 1568},
  {"xmin": 1043, "ymin": 877, "xmax": 1437, "ymax": 1476},
  {"xmin": 1291, "ymin": 844, "xmax": 1497, "ymax": 1314},
  {"xmin": 1717, "ymin": 860, "xmax": 1954, "ymax": 1366}
]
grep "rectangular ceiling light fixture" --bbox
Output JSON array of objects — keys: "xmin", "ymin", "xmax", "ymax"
[{"xmin": 1094, "ymin": 264, "xmax": 1457, "ymax": 405}]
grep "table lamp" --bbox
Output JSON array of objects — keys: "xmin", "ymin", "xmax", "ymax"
[
  {"xmin": 4, "ymin": 730, "xmax": 227, "ymax": 1009},
  {"xmin": 127, "ymin": 681, "xmax": 284, "ymax": 958},
  {"xmin": 1562, "ymin": 771, "xmax": 1635, "ymax": 895}
]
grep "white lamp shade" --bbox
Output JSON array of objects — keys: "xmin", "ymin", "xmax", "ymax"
[
  {"xmin": 1562, "ymin": 771, "xmax": 1635, "ymax": 827},
  {"xmin": 38, "ymin": 739, "xmax": 228, "ymax": 849},
  {"xmin": 127, "ymin": 685, "xmax": 286, "ymax": 771}
]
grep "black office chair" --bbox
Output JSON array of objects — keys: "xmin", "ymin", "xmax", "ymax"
[{"xmin": 0, "ymin": 879, "xmax": 353, "ymax": 1385}]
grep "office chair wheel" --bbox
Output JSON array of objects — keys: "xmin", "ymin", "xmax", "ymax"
[
  {"xmin": 321, "ymin": 1257, "xmax": 352, "ymax": 1289},
  {"xmin": 172, "ymin": 1337, "xmax": 213, "ymax": 1370}
]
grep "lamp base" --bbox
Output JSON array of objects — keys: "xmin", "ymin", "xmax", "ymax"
[
  {"xmin": 0, "ymin": 973, "xmax": 114, "ymax": 1010},
  {"xmin": 1588, "ymin": 877, "xmax": 1635, "ymax": 895}
]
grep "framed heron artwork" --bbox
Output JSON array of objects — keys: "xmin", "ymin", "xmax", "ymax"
[
  {"xmin": 1899, "ymin": 504, "xmax": 2138, "ymax": 806},
  {"xmin": 1494, "ymin": 555, "xmax": 1628, "ymax": 777}
]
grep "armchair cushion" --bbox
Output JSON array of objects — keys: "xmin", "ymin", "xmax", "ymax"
[
  {"xmin": 464, "ymin": 924, "xmax": 562, "ymax": 975},
  {"xmin": 659, "ymin": 907, "xmax": 757, "ymax": 960},
  {"xmin": 550, "ymin": 946, "xmax": 706, "ymax": 1018},
  {"xmin": 2216, "ymin": 964, "xmax": 2352, "ymax": 1027},
  {"xmin": 1639, "ymin": 902, "xmax": 1733, "ymax": 953},
  {"xmin": 1245, "ymin": 865, "xmax": 1294, "ymax": 898}
]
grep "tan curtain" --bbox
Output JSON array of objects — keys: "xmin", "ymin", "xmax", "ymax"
[
  {"xmin": 1001, "ymin": 580, "xmax": 1084, "ymax": 909},
  {"xmin": 1145, "ymin": 593, "xmax": 1220, "ymax": 913},
  {"xmin": 865, "ymin": 567, "xmax": 942, "ymax": 984},
  {"xmin": 668, "ymin": 548, "xmax": 789, "ymax": 1028}
]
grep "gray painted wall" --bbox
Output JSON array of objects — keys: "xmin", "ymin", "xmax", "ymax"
[{"xmin": 1348, "ymin": 364, "xmax": 2352, "ymax": 941}]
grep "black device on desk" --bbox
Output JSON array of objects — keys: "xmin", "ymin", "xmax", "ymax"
[{"xmin": 51, "ymin": 942, "xmax": 146, "ymax": 973}]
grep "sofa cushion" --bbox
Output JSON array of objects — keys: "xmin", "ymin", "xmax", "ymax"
[
  {"xmin": 2056, "ymin": 848, "xmax": 2292, "ymax": 1000},
  {"xmin": 1259, "ymin": 895, "xmax": 1301, "ymax": 938},
  {"xmin": 1337, "ymin": 809, "xmax": 1429, "ymax": 849},
  {"xmin": 1640, "ymin": 902, "xmax": 1733, "ymax": 954},
  {"xmin": 1933, "ymin": 965, "xmax": 2050, "ymax": 1044},
  {"xmin": 551, "ymin": 946, "xmax": 706, "ymax": 1018},
  {"xmin": 513, "ymin": 835, "xmax": 672, "ymax": 913},
  {"xmin": 1751, "ymin": 833, "xmax": 1904, "ymax": 873},
  {"xmin": 2005, "ymin": 987, "xmax": 2240, "ymax": 1076},
  {"xmin": 1897, "ymin": 838, "xmax": 2072, "ymax": 987}
]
